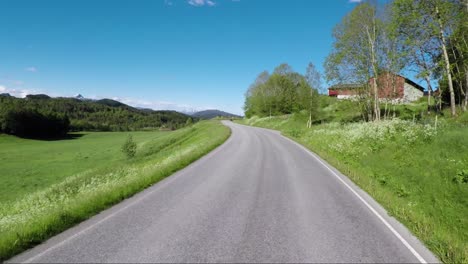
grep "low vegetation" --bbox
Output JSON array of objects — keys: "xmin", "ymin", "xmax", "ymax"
[
  {"xmin": 0, "ymin": 121, "xmax": 230, "ymax": 261},
  {"xmin": 239, "ymin": 112, "xmax": 467, "ymax": 263}
]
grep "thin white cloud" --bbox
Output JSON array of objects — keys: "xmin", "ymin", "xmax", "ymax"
[
  {"xmin": 188, "ymin": 0, "xmax": 216, "ymax": 7},
  {"xmin": 25, "ymin": 67, "xmax": 38, "ymax": 72},
  {"xmin": 0, "ymin": 85, "xmax": 217, "ymax": 113},
  {"xmin": 164, "ymin": 0, "xmax": 173, "ymax": 6},
  {"xmin": 0, "ymin": 84, "xmax": 39, "ymax": 98},
  {"xmin": 349, "ymin": 0, "xmax": 363, "ymax": 2},
  {"xmin": 110, "ymin": 96, "xmax": 209, "ymax": 112}
]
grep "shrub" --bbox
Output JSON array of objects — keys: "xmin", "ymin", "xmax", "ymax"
[
  {"xmin": 453, "ymin": 170, "xmax": 468, "ymax": 184},
  {"xmin": 121, "ymin": 135, "xmax": 137, "ymax": 158}
]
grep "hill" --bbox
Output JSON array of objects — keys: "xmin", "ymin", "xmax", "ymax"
[
  {"xmin": 0, "ymin": 95, "xmax": 194, "ymax": 133},
  {"xmin": 191, "ymin": 109, "xmax": 242, "ymax": 120}
]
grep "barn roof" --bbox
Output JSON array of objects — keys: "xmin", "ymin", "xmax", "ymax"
[{"xmin": 403, "ymin": 77, "xmax": 425, "ymax": 92}]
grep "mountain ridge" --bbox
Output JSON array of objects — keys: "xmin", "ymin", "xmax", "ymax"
[{"xmin": 190, "ymin": 109, "xmax": 242, "ymax": 120}]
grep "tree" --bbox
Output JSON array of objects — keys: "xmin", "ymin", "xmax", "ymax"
[
  {"xmin": 448, "ymin": 0, "xmax": 468, "ymax": 112},
  {"xmin": 393, "ymin": 0, "xmax": 460, "ymax": 116},
  {"xmin": 392, "ymin": 0, "xmax": 440, "ymax": 113},
  {"xmin": 243, "ymin": 64, "xmax": 317, "ymax": 119},
  {"xmin": 324, "ymin": 2, "xmax": 382, "ymax": 121},
  {"xmin": 305, "ymin": 63, "xmax": 321, "ymax": 127},
  {"xmin": 273, "ymin": 63, "xmax": 293, "ymax": 76}
]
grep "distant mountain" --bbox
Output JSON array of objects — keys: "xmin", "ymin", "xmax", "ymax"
[
  {"xmin": 0, "ymin": 94, "xmax": 195, "ymax": 132},
  {"xmin": 0, "ymin": 93, "xmax": 12, "ymax": 97},
  {"xmin": 26, "ymin": 94, "xmax": 51, "ymax": 100},
  {"xmin": 191, "ymin": 110, "xmax": 242, "ymax": 120},
  {"xmin": 96, "ymin": 98, "xmax": 128, "ymax": 108},
  {"xmin": 136, "ymin": 107, "xmax": 156, "ymax": 113}
]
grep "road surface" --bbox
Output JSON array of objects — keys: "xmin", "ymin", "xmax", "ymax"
[{"xmin": 10, "ymin": 121, "xmax": 438, "ymax": 263}]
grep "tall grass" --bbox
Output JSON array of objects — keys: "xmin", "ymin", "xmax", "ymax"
[
  {"xmin": 240, "ymin": 115, "xmax": 467, "ymax": 263},
  {"xmin": 0, "ymin": 121, "xmax": 230, "ymax": 261}
]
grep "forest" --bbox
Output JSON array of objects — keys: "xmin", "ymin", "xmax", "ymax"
[{"xmin": 0, "ymin": 95, "xmax": 194, "ymax": 138}]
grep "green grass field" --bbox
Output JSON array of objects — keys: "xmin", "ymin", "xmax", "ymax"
[
  {"xmin": 0, "ymin": 120, "xmax": 230, "ymax": 261},
  {"xmin": 0, "ymin": 131, "xmax": 177, "ymax": 202},
  {"xmin": 239, "ymin": 114, "xmax": 467, "ymax": 264}
]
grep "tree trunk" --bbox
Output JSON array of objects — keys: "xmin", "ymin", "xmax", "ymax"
[
  {"xmin": 365, "ymin": 17, "xmax": 380, "ymax": 121},
  {"xmin": 436, "ymin": 6, "xmax": 457, "ymax": 116},
  {"xmin": 425, "ymin": 76, "xmax": 433, "ymax": 113},
  {"xmin": 464, "ymin": 65, "xmax": 468, "ymax": 111}
]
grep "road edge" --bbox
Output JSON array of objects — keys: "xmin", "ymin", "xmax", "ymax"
[{"xmin": 237, "ymin": 122, "xmax": 440, "ymax": 263}]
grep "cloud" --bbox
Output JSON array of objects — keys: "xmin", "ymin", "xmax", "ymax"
[
  {"xmin": 0, "ymin": 85, "xmax": 211, "ymax": 113},
  {"xmin": 110, "ymin": 96, "xmax": 209, "ymax": 112},
  {"xmin": 188, "ymin": 0, "xmax": 216, "ymax": 7},
  {"xmin": 25, "ymin": 67, "xmax": 38, "ymax": 72},
  {"xmin": 0, "ymin": 84, "xmax": 39, "ymax": 97},
  {"xmin": 349, "ymin": 0, "xmax": 363, "ymax": 2},
  {"xmin": 164, "ymin": 0, "xmax": 173, "ymax": 6}
]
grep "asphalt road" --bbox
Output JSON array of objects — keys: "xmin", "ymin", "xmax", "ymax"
[{"xmin": 10, "ymin": 121, "xmax": 438, "ymax": 263}]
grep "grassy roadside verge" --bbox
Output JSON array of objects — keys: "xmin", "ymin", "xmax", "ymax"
[
  {"xmin": 238, "ymin": 115, "xmax": 467, "ymax": 263},
  {"xmin": 0, "ymin": 120, "xmax": 230, "ymax": 261}
]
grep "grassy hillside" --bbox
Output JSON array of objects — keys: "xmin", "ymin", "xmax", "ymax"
[
  {"xmin": 239, "ymin": 114, "xmax": 467, "ymax": 263},
  {"xmin": 0, "ymin": 120, "xmax": 230, "ymax": 261}
]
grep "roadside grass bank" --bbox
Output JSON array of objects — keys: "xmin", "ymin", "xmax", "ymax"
[
  {"xmin": 238, "ymin": 114, "xmax": 467, "ymax": 263},
  {"xmin": 0, "ymin": 120, "xmax": 230, "ymax": 261}
]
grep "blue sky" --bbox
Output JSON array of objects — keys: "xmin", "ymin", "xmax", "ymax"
[{"xmin": 0, "ymin": 0, "xmax": 364, "ymax": 115}]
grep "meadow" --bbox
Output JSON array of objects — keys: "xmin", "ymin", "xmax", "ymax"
[
  {"xmin": 239, "ymin": 113, "xmax": 468, "ymax": 263},
  {"xmin": 0, "ymin": 120, "xmax": 230, "ymax": 261}
]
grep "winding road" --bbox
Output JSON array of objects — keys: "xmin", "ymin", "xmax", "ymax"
[{"xmin": 9, "ymin": 121, "xmax": 438, "ymax": 263}]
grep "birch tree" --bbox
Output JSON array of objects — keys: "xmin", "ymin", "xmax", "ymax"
[
  {"xmin": 324, "ymin": 2, "xmax": 382, "ymax": 121},
  {"xmin": 305, "ymin": 63, "xmax": 321, "ymax": 127},
  {"xmin": 392, "ymin": 0, "xmax": 440, "ymax": 113}
]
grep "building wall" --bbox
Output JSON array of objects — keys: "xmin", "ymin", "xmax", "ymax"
[
  {"xmin": 403, "ymin": 82, "xmax": 424, "ymax": 102},
  {"xmin": 329, "ymin": 73, "xmax": 425, "ymax": 103},
  {"xmin": 370, "ymin": 73, "xmax": 405, "ymax": 99},
  {"xmin": 329, "ymin": 87, "xmax": 366, "ymax": 97},
  {"xmin": 337, "ymin": 94, "xmax": 359, "ymax": 99}
]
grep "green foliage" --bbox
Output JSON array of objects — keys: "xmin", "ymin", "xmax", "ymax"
[
  {"xmin": 244, "ymin": 64, "xmax": 319, "ymax": 119},
  {"xmin": 0, "ymin": 121, "xmax": 230, "ymax": 261},
  {"xmin": 0, "ymin": 96, "xmax": 194, "ymax": 133},
  {"xmin": 121, "ymin": 135, "xmax": 137, "ymax": 158},
  {"xmin": 240, "ymin": 116, "xmax": 468, "ymax": 263}
]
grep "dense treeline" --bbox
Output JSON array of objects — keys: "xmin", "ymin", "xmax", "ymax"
[
  {"xmin": 244, "ymin": 63, "xmax": 320, "ymax": 124},
  {"xmin": 2, "ymin": 109, "xmax": 69, "ymax": 139},
  {"xmin": 0, "ymin": 96, "xmax": 195, "ymax": 137}
]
